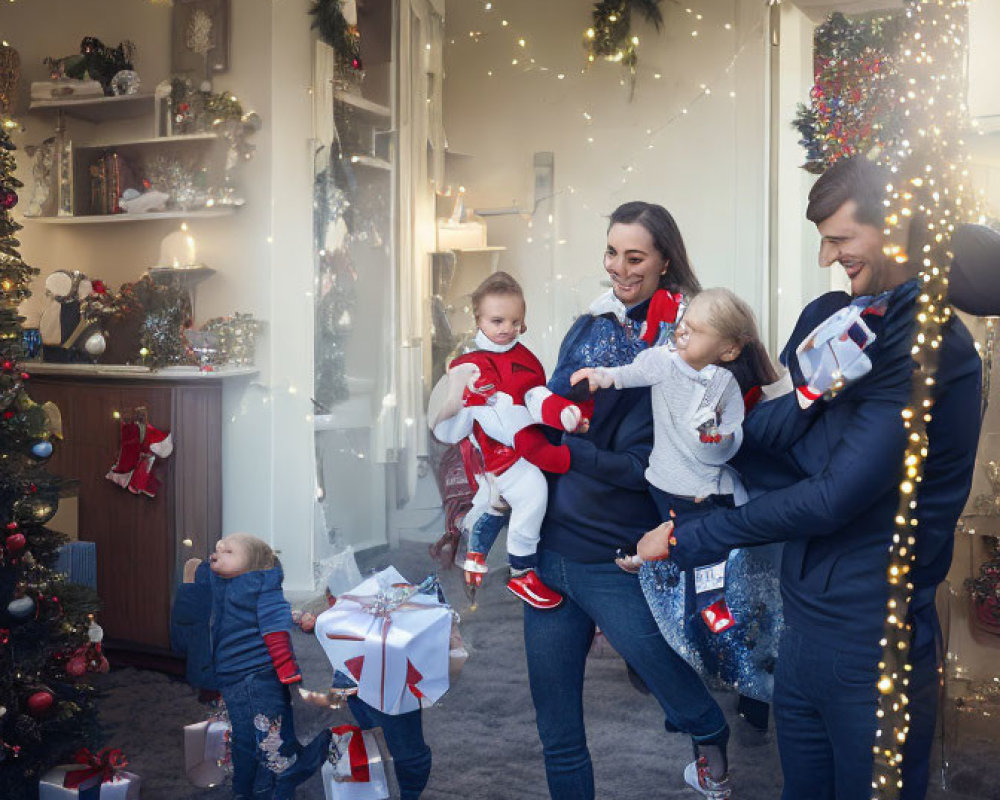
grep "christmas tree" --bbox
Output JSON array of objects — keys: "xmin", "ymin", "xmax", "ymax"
[{"xmin": 0, "ymin": 123, "xmax": 101, "ymax": 796}]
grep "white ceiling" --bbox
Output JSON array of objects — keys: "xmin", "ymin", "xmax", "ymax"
[{"xmin": 791, "ymin": 0, "xmax": 905, "ymax": 22}]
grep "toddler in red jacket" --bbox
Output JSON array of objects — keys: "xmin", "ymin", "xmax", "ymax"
[{"xmin": 430, "ymin": 272, "xmax": 585, "ymax": 609}]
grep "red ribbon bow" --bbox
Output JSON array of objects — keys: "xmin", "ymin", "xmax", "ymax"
[
  {"xmin": 330, "ymin": 725, "xmax": 371, "ymax": 782},
  {"xmin": 641, "ymin": 289, "xmax": 684, "ymax": 345},
  {"xmin": 63, "ymin": 747, "xmax": 128, "ymax": 789}
]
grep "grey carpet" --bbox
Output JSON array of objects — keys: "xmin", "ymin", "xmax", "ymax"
[{"xmin": 94, "ymin": 540, "xmax": 998, "ymax": 799}]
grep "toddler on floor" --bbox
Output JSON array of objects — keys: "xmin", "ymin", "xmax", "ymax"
[{"xmin": 172, "ymin": 533, "xmax": 332, "ymax": 800}]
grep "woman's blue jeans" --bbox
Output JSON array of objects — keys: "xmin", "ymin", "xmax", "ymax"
[
  {"xmin": 333, "ymin": 672, "xmax": 433, "ymax": 799},
  {"xmin": 220, "ymin": 669, "xmax": 331, "ymax": 800},
  {"xmin": 524, "ymin": 548, "xmax": 729, "ymax": 800}
]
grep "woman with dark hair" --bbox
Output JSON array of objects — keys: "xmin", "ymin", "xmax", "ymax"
[{"xmin": 525, "ymin": 202, "xmax": 731, "ymax": 800}]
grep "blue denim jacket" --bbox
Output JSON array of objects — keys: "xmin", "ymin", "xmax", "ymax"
[
  {"xmin": 542, "ymin": 302, "xmax": 662, "ymax": 563},
  {"xmin": 170, "ymin": 561, "xmax": 294, "ymax": 688}
]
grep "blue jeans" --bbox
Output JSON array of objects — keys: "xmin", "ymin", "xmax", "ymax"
[
  {"xmin": 774, "ymin": 626, "xmax": 938, "ymax": 800},
  {"xmin": 220, "ymin": 669, "xmax": 331, "ymax": 800},
  {"xmin": 524, "ymin": 549, "xmax": 729, "ymax": 800},
  {"xmin": 334, "ymin": 672, "xmax": 432, "ymax": 799}
]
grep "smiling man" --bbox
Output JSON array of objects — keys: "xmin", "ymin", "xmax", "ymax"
[{"xmin": 652, "ymin": 156, "xmax": 983, "ymax": 800}]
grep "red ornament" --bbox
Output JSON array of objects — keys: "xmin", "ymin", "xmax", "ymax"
[
  {"xmin": 0, "ymin": 188, "xmax": 16, "ymax": 210},
  {"xmin": 20, "ymin": 372, "xmax": 29, "ymax": 381},
  {"xmin": 6, "ymin": 522, "xmax": 17, "ymax": 531},
  {"xmin": 3, "ymin": 411, "xmax": 13, "ymax": 419},
  {"xmin": 66, "ymin": 655, "xmax": 87, "ymax": 678},
  {"xmin": 5, "ymin": 533, "xmax": 25, "ymax": 554},
  {"xmin": 0, "ymin": 628, "xmax": 9, "ymax": 644},
  {"xmin": 26, "ymin": 690, "xmax": 54, "ymax": 717},
  {"xmin": 2, "ymin": 361, "xmax": 11, "ymax": 371}
]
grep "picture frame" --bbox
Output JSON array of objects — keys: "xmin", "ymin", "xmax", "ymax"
[{"xmin": 171, "ymin": 0, "xmax": 231, "ymax": 80}]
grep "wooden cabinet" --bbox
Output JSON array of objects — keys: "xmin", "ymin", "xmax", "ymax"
[{"xmin": 28, "ymin": 370, "xmax": 224, "ymax": 658}]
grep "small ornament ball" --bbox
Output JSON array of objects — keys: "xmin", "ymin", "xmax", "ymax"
[
  {"xmin": 83, "ymin": 331, "xmax": 107, "ymax": 357},
  {"xmin": 30, "ymin": 440, "xmax": 53, "ymax": 459},
  {"xmin": 66, "ymin": 655, "xmax": 87, "ymax": 678},
  {"xmin": 0, "ymin": 188, "xmax": 16, "ymax": 210},
  {"xmin": 7, "ymin": 595, "xmax": 34, "ymax": 619},
  {"xmin": 5, "ymin": 532, "xmax": 26, "ymax": 554},
  {"xmin": 27, "ymin": 690, "xmax": 54, "ymax": 717}
]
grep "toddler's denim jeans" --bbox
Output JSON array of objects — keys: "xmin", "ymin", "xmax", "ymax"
[{"xmin": 220, "ymin": 669, "xmax": 331, "ymax": 800}]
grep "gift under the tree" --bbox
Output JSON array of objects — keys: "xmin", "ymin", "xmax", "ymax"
[
  {"xmin": 321, "ymin": 725, "xmax": 399, "ymax": 800},
  {"xmin": 315, "ymin": 567, "xmax": 453, "ymax": 715},
  {"xmin": 183, "ymin": 715, "xmax": 232, "ymax": 788},
  {"xmin": 39, "ymin": 748, "xmax": 140, "ymax": 800},
  {"xmin": 54, "ymin": 541, "xmax": 97, "ymax": 589}
]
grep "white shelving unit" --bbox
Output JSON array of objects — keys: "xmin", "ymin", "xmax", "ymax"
[
  {"xmin": 25, "ymin": 208, "xmax": 236, "ymax": 225},
  {"xmin": 25, "ymin": 95, "xmax": 237, "ymax": 222},
  {"xmin": 28, "ymin": 93, "xmax": 155, "ymax": 123}
]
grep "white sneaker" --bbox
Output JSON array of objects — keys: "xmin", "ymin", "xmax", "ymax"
[{"xmin": 684, "ymin": 757, "xmax": 732, "ymax": 799}]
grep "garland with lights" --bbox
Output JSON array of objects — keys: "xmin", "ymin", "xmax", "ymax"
[
  {"xmin": 584, "ymin": 0, "xmax": 663, "ymax": 99},
  {"xmin": 792, "ymin": 11, "xmax": 906, "ymax": 174},
  {"xmin": 309, "ymin": 0, "xmax": 363, "ymax": 71},
  {"xmin": 868, "ymin": 1, "xmax": 979, "ymax": 796},
  {"xmin": 0, "ymin": 117, "xmax": 102, "ymax": 800}
]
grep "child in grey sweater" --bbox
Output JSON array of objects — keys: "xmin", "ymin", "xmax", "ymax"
[{"xmin": 572, "ymin": 288, "xmax": 774, "ymax": 512}]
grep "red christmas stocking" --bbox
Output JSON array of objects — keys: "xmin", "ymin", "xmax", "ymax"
[
  {"xmin": 127, "ymin": 424, "xmax": 173, "ymax": 498},
  {"xmin": 105, "ymin": 419, "xmax": 143, "ymax": 489}
]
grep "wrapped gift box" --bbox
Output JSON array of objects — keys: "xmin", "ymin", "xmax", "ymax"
[
  {"xmin": 315, "ymin": 567, "xmax": 453, "ymax": 715},
  {"xmin": 54, "ymin": 541, "xmax": 97, "ymax": 589},
  {"xmin": 322, "ymin": 726, "xmax": 399, "ymax": 800},
  {"xmin": 39, "ymin": 765, "xmax": 140, "ymax": 800},
  {"xmin": 183, "ymin": 718, "xmax": 231, "ymax": 788}
]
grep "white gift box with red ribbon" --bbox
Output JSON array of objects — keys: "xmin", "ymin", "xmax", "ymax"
[
  {"xmin": 183, "ymin": 717, "xmax": 231, "ymax": 788},
  {"xmin": 321, "ymin": 725, "xmax": 395, "ymax": 800},
  {"xmin": 38, "ymin": 766, "xmax": 140, "ymax": 800},
  {"xmin": 315, "ymin": 566, "xmax": 452, "ymax": 715}
]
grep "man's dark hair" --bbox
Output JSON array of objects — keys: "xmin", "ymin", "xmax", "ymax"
[{"xmin": 806, "ymin": 156, "xmax": 889, "ymax": 227}]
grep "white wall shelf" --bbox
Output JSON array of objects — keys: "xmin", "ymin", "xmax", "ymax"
[
  {"xmin": 76, "ymin": 132, "xmax": 221, "ymax": 150},
  {"xmin": 23, "ymin": 208, "xmax": 238, "ymax": 225},
  {"xmin": 333, "ymin": 90, "xmax": 391, "ymax": 119},
  {"xmin": 348, "ymin": 154, "xmax": 392, "ymax": 171},
  {"xmin": 431, "ymin": 246, "xmax": 505, "ymax": 254},
  {"xmin": 28, "ymin": 93, "xmax": 155, "ymax": 123}
]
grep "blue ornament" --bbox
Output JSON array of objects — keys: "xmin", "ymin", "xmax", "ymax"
[
  {"xmin": 7, "ymin": 596, "xmax": 35, "ymax": 619},
  {"xmin": 31, "ymin": 441, "xmax": 53, "ymax": 459}
]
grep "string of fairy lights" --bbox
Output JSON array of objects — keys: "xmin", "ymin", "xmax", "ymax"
[
  {"xmin": 450, "ymin": 0, "xmax": 755, "ymax": 168},
  {"xmin": 871, "ymin": 1, "xmax": 982, "ymax": 797}
]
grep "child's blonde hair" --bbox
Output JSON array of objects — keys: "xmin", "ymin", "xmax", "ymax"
[
  {"xmin": 471, "ymin": 271, "xmax": 525, "ymax": 321},
  {"xmin": 689, "ymin": 288, "xmax": 778, "ymax": 388},
  {"xmin": 225, "ymin": 533, "xmax": 277, "ymax": 572}
]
